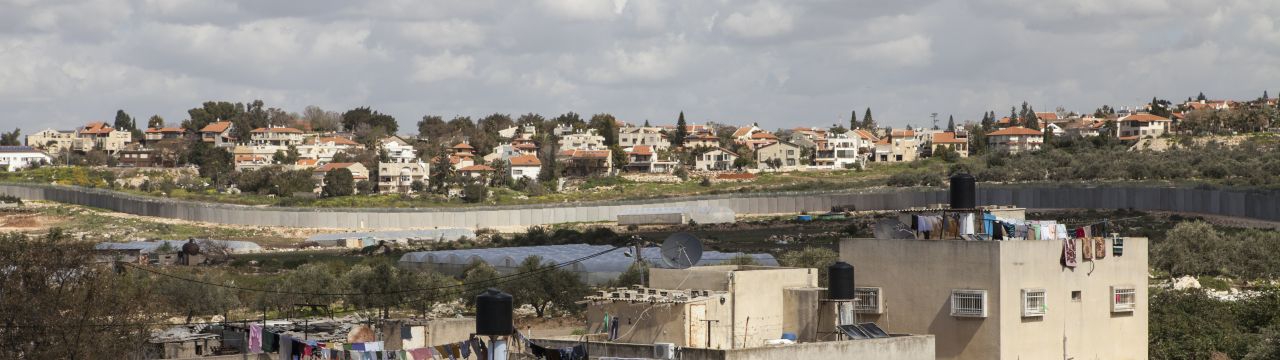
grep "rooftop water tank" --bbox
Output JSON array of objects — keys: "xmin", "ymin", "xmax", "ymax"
[
  {"xmin": 475, "ymin": 288, "xmax": 514, "ymax": 336},
  {"xmin": 950, "ymin": 173, "xmax": 976, "ymax": 209},
  {"xmin": 828, "ymin": 261, "xmax": 856, "ymax": 300}
]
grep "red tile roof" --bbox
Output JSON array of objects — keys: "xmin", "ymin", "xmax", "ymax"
[
  {"xmin": 145, "ymin": 127, "xmax": 186, "ymax": 133},
  {"xmin": 629, "ymin": 145, "xmax": 653, "ymax": 156},
  {"xmin": 750, "ymin": 132, "xmax": 778, "ymax": 140},
  {"xmin": 459, "ymin": 164, "xmax": 495, "ymax": 172},
  {"xmin": 1035, "ymin": 112, "xmax": 1059, "ymax": 121},
  {"xmin": 1120, "ymin": 113, "xmax": 1171, "ymax": 122},
  {"xmin": 200, "ymin": 121, "xmax": 233, "ymax": 133},
  {"xmin": 295, "ymin": 159, "xmax": 318, "ymax": 166},
  {"xmin": 571, "ymin": 150, "xmax": 611, "ymax": 159},
  {"xmin": 315, "ymin": 162, "xmax": 359, "ymax": 172},
  {"xmin": 80, "ymin": 122, "xmax": 115, "ymax": 135},
  {"xmin": 732, "ymin": 126, "xmax": 755, "ymax": 138},
  {"xmin": 452, "ymin": 142, "xmax": 474, "ymax": 150},
  {"xmin": 509, "ymin": 155, "xmax": 541, "ymax": 166},
  {"xmin": 317, "ymin": 136, "xmax": 359, "ymax": 146},
  {"xmin": 987, "ymin": 126, "xmax": 1043, "ymax": 136},
  {"xmin": 931, "ymin": 132, "xmax": 967, "ymax": 144}
]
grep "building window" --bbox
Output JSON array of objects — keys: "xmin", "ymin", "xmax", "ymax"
[
  {"xmin": 1071, "ymin": 290, "xmax": 1082, "ymax": 302},
  {"xmin": 853, "ymin": 287, "xmax": 883, "ymax": 314},
  {"xmin": 950, "ymin": 289, "xmax": 987, "ymax": 318},
  {"xmin": 1022, "ymin": 289, "xmax": 1046, "ymax": 317},
  {"xmin": 1111, "ymin": 287, "xmax": 1136, "ymax": 312}
]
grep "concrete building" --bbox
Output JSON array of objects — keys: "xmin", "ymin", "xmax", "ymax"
[
  {"xmin": 871, "ymin": 129, "xmax": 919, "ymax": 163},
  {"xmin": 755, "ymin": 141, "xmax": 801, "ymax": 172},
  {"xmin": 380, "ymin": 136, "xmax": 418, "ymax": 163},
  {"xmin": 377, "ymin": 161, "xmax": 429, "ymax": 194},
  {"xmin": 199, "ymin": 121, "xmax": 236, "ymax": 147},
  {"xmin": 986, "ymin": 126, "xmax": 1044, "ymax": 154},
  {"xmin": 313, "ymin": 162, "xmax": 369, "ymax": 194},
  {"xmin": 618, "ymin": 126, "xmax": 671, "ymax": 151},
  {"xmin": 622, "ymin": 145, "xmax": 678, "ymax": 173},
  {"xmin": 508, "ymin": 154, "xmax": 542, "ymax": 181},
  {"xmin": 297, "ymin": 136, "xmax": 359, "ymax": 163},
  {"xmin": 683, "ymin": 133, "xmax": 721, "ymax": 149},
  {"xmin": 815, "ymin": 132, "xmax": 870, "ymax": 169},
  {"xmin": 559, "ymin": 149, "xmax": 614, "ymax": 177},
  {"xmin": 840, "ymin": 234, "xmax": 1148, "ymax": 359},
  {"xmin": 143, "ymin": 127, "xmax": 188, "ymax": 143},
  {"xmin": 1117, "ymin": 113, "xmax": 1171, "ymax": 140},
  {"xmin": 0, "ymin": 146, "xmax": 52, "ymax": 171},
  {"xmin": 77, "ymin": 122, "xmax": 133, "ymax": 153},
  {"xmin": 694, "ymin": 148, "xmax": 738, "ymax": 171},
  {"xmin": 248, "ymin": 126, "xmax": 304, "ymax": 147},
  {"xmin": 559, "ymin": 130, "xmax": 607, "ymax": 150},
  {"xmin": 928, "ymin": 131, "xmax": 969, "ymax": 158},
  {"xmin": 231, "ymin": 145, "xmax": 282, "ymax": 172},
  {"xmin": 26, "ymin": 128, "xmax": 90, "ymax": 154}
]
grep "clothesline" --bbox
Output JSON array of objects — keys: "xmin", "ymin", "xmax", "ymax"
[{"xmin": 245, "ymin": 324, "xmax": 489, "ymax": 360}]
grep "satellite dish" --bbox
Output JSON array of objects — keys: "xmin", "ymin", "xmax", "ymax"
[
  {"xmin": 660, "ymin": 233, "xmax": 704, "ymax": 269},
  {"xmin": 874, "ymin": 219, "xmax": 915, "ymax": 240}
]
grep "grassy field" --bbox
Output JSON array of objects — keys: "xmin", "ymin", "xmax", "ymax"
[{"xmin": 1, "ymin": 203, "xmax": 307, "ymax": 246}]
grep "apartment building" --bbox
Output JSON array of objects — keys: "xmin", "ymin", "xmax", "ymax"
[
  {"xmin": 26, "ymin": 128, "xmax": 91, "ymax": 153},
  {"xmin": 249, "ymin": 127, "xmax": 304, "ymax": 147},
  {"xmin": 617, "ymin": 126, "xmax": 671, "ymax": 151},
  {"xmin": 377, "ymin": 161, "xmax": 430, "ymax": 194},
  {"xmin": 928, "ymin": 131, "xmax": 969, "ymax": 158},
  {"xmin": 558, "ymin": 130, "xmax": 606, "ymax": 151},
  {"xmin": 755, "ymin": 141, "xmax": 801, "ymax": 172},
  {"xmin": 1117, "ymin": 113, "xmax": 1171, "ymax": 140},
  {"xmin": 986, "ymin": 126, "xmax": 1044, "ymax": 154},
  {"xmin": 694, "ymin": 148, "xmax": 738, "ymax": 171},
  {"xmin": 78, "ymin": 122, "xmax": 133, "ymax": 153}
]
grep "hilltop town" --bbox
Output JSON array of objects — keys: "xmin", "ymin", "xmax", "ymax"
[{"xmin": 2, "ymin": 93, "xmax": 1277, "ymax": 209}]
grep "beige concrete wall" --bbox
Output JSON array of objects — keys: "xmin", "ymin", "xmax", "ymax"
[
  {"xmin": 783, "ymin": 288, "xmax": 824, "ymax": 343},
  {"xmin": 997, "ymin": 238, "xmax": 1148, "ymax": 360},
  {"xmin": 586, "ymin": 296, "xmax": 734, "ymax": 349},
  {"xmin": 839, "ymin": 239, "xmax": 1002, "ymax": 360},
  {"xmin": 650, "ymin": 266, "xmax": 735, "ymax": 291},
  {"xmin": 721, "ymin": 335, "xmax": 935, "ymax": 360},
  {"xmin": 728, "ymin": 268, "xmax": 818, "ymax": 348}
]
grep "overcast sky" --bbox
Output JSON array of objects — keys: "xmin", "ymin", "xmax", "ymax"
[{"xmin": 3, "ymin": 0, "xmax": 1279, "ymax": 133}]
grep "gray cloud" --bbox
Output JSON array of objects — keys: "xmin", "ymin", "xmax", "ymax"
[{"xmin": 1, "ymin": 0, "xmax": 1278, "ymax": 133}]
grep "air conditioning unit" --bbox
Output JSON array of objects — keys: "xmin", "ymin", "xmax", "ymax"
[{"xmin": 653, "ymin": 343, "xmax": 676, "ymax": 360}]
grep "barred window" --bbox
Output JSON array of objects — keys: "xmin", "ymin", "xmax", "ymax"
[
  {"xmin": 951, "ymin": 289, "xmax": 987, "ymax": 318},
  {"xmin": 1022, "ymin": 289, "xmax": 1046, "ymax": 317},
  {"xmin": 853, "ymin": 287, "xmax": 882, "ymax": 314},
  {"xmin": 1112, "ymin": 287, "xmax": 1136, "ymax": 312}
]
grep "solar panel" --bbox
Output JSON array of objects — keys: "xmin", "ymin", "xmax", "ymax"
[
  {"xmin": 859, "ymin": 323, "xmax": 889, "ymax": 338},
  {"xmin": 837, "ymin": 325, "xmax": 871, "ymax": 340}
]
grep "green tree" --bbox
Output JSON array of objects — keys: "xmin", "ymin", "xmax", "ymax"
[
  {"xmin": 590, "ymin": 113, "xmax": 619, "ymax": 146},
  {"xmin": 946, "ymin": 115, "xmax": 956, "ymax": 132},
  {"xmin": 113, "ymin": 110, "xmax": 136, "ymax": 131},
  {"xmin": 322, "ymin": 168, "xmax": 355, "ymax": 197},
  {"xmin": 272, "ymin": 145, "xmax": 300, "ymax": 164},
  {"xmin": 862, "ymin": 107, "xmax": 876, "ymax": 129},
  {"xmin": 611, "ymin": 261, "xmax": 649, "ymax": 287},
  {"xmin": 1025, "ymin": 105, "xmax": 1040, "ymax": 130},
  {"xmin": 0, "ymin": 128, "xmax": 20, "ymax": 146},
  {"xmin": 147, "ymin": 115, "xmax": 165, "ymax": 129},
  {"xmin": 725, "ymin": 254, "xmax": 760, "ymax": 266},
  {"xmin": 850, "ymin": 110, "xmax": 858, "ymax": 130},
  {"xmin": 342, "ymin": 107, "xmax": 398, "ymax": 133},
  {"xmin": 186, "ymin": 101, "xmax": 245, "ymax": 132},
  {"xmin": 778, "ymin": 247, "xmax": 839, "ymax": 286},
  {"xmin": 1153, "ymin": 221, "xmax": 1228, "ymax": 277},
  {"xmin": 462, "ymin": 183, "xmax": 488, "ymax": 203},
  {"xmin": 507, "ymin": 256, "xmax": 589, "ymax": 317},
  {"xmin": 303, "ymin": 105, "xmax": 342, "ymax": 132},
  {"xmin": 463, "ymin": 260, "xmax": 501, "ymax": 306},
  {"xmin": 432, "ymin": 151, "xmax": 454, "ymax": 193},
  {"xmin": 342, "ymin": 263, "xmax": 399, "ymax": 318},
  {"xmin": 672, "ymin": 111, "xmax": 689, "ymax": 147},
  {"xmin": 0, "ymin": 230, "xmax": 157, "ymax": 359}
]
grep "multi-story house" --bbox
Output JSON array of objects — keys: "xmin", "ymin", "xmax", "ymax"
[
  {"xmin": 78, "ymin": 122, "xmax": 133, "ymax": 153},
  {"xmin": 683, "ymin": 134, "xmax": 721, "ymax": 149},
  {"xmin": 618, "ymin": 126, "xmax": 671, "ymax": 151},
  {"xmin": 448, "ymin": 142, "xmax": 477, "ymax": 170},
  {"xmin": 1117, "ymin": 113, "xmax": 1171, "ymax": 140},
  {"xmin": 143, "ymin": 127, "xmax": 188, "ymax": 144},
  {"xmin": 297, "ymin": 136, "xmax": 359, "ymax": 163},
  {"xmin": 841, "ymin": 207, "xmax": 1147, "ymax": 359},
  {"xmin": 986, "ymin": 126, "xmax": 1044, "ymax": 154},
  {"xmin": 731, "ymin": 125, "xmax": 764, "ymax": 142},
  {"xmin": 312, "ymin": 162, "xmax": 369, "ymax": 194},
  {"xmin": 380, "ymin": 136, "xmax": 418, "ymax": 163},
  {"xmin": 871, "ymin": 129, "xmax": 919, "ymax": 163},
  {"xmin": 26, "ymin": 128, "xmax": 90, "ymax": 154},
  {"xmin": 558, "ymin": 149, "xmax": 613, "ymax": 176},
  {"xmin": 249, "ymin": 127, "xmax": 304, "ymax": 147},
  {"xmin": 231, "ymin": 145, "xmax": 280, "ymax": 171},
  {"xmin": 508, "ymin": 154, "xmax": 542, "ymax": 181},
  {"xmin": 694, "ymin": 148, "xmax": 738, "ymax": 171},
  {"xmin": 928, "ymin": 131, "xmax": 969, "ymax": 158},
  {"xmin": 622, "ymin": 145, "xmax": 678, "ymax": 173},
  {"xmin": 558, "ymin": 130, "xmax": 606, "ymax": 151},
  {"xmin": 754, "ymin": 141, "xmax": 801, "ymax": 172},
  {"xmin": 377, "ymin": 161, "xmax": 430, "ymax": 194},
  {"xmin": 815, "ymin": 132, "xmax": 867, "ymax": 169},
  {"xmin": 199, "ymin": 121, "xmax": 236, "ymax": 147}
]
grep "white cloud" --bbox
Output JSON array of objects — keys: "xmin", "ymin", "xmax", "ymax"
[
  {"xmin": 411, "ymin": 51, "xmax": 475, "ymax": 83},
  {"xmin": 538, "ymin": 0, "xmax": 619, "ymax": 20},
  {"xmin": 398, "ymin": 20, "xmax": 486, "ymax": 48},
  {"xmin": 848, "ymin": 35, "xmax": 933, "ymax": 67},
  {"xmin": 721, "ymin": 2, "xmax": 794, "ymax": 39}
]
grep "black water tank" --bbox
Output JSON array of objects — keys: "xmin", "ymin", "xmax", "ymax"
[
  {"xmin": 950, "ymin": 173, "xmax": 976, "ymax": 209},
  {"xmin": 828, "ymin": 261, "xmax": 855, "ymax": 300},
  {"xmin": 475, "ymin": 288, "xmax": 514, "ymax": 336}
]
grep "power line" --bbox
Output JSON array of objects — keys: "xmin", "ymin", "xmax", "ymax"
[{"xmin": 123, "ymin": 246, "xmax": 622, "ymax": 296}]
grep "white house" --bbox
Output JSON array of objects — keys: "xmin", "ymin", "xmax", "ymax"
[
  {"xmin": 618, "ymin": 126, "xmax": 671, "ymax": 151},
  {"xmin": 248, "ymin": 127, "xmax": 304, "ymax": 147},
  {"xmin": 694, "ymin": 148, "xmax": 739, "ymax": 171},
  {"xmin": 297, "ymin": 136, "xmax": 359, "ymax": 163},
  {"xmin": 987, "ymin": 126, "xmax": 1045, "ymax": 154},
  {"xmin": 508, "ymin": 154, "xmax": 542, "ymax": 181},
  {"xmin": 1117, "ymin": 113, "xmax": 1171, "ymax": 140},
  {"xmin": 377, "ymin": 161, "xmax": 429, "ymax": 194},
  {"xmin": 817, "ymin": 133, "xmax": 868, "ymax": 169},
  {"xmin": 558, "ymin": 130, "xmax": 606, "ymax": 151},
  {"xmin": 0, "ymin": 146, "xmax": 53, "ymax": 171},
  {"xmin": 380, "ymin": 136, "xmax": 418, "ymax": 163}
]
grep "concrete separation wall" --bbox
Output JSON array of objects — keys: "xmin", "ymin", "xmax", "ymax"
[{"xmin": 2, "ymin": 183, "xmax": 1277, "ymax": 230}]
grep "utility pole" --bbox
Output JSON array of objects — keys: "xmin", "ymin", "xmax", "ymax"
[{"xmin": 931, "ymin": 113, "xmax": 939, "ymax": 130}]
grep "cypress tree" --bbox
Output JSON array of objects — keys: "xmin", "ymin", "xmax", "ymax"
[
  {"xmin": 946, "ymin": 115, "xmax": 956, "ymax": 132},
  {"xmin": 863, "ymin": 108, "xmax": 876, "ymax": 130},
  {"xmin": 850, "ymin": 110, "xmax": 858, "ymax": 130}
]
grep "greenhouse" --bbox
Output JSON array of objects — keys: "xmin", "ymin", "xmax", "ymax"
[
  {"xmin": 94, "ymin": 239, "xmax": 263, "ymax": 254},
  {"xmin": 398, "ymin": 243, "xmax": 777, "ymax": 285}
]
